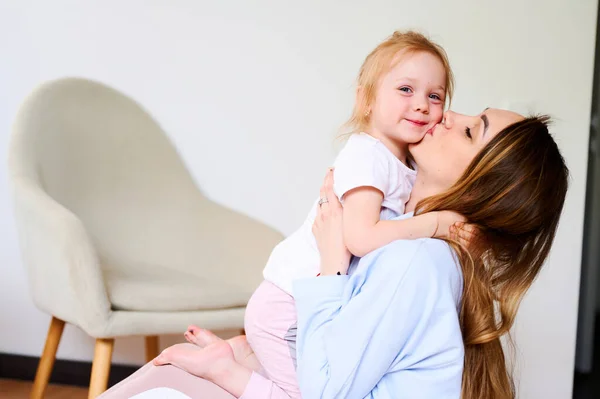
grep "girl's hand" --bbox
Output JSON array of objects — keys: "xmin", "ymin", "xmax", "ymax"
[
  {"xmin": 449, "ymin": 221, "xmax": 481, "ymax": 249},
  {"xmin": 312, "ymin": 169, "xmax": 351, "ymax": 276},
  {"xmin": 433, "ymin": 211, "xmax": 466, "ymax": 239}
]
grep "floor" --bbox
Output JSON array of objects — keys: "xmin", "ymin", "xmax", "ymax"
[
  {"xmin": 0, "ymin": 378, "xmax": 88, "ymax": 398},
  {"xmin": 1, "ymin": 349, "xmax": 599, "ymax": 399}
]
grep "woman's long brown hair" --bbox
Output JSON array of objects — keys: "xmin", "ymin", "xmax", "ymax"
[{"xmin": 416, "ymin": 116, "xmax": 569, "ymax": 398}]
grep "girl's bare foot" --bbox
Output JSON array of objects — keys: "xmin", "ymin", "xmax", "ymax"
[
  {"xmin": 154, "ymin": 342, "xmax": 233, "ymax": 378},
  {"xmin": 184, "ymin": 325, "xmax": 222, "ymax": 348},
  {"xmin": 227, "ymin": 335, "xmax": 263, "ymax": 373},
  {"xmin": 183, "ymin": 327, "xmax": 262, "ymax": 372},
  {"xmin": 154, "ymin": 342, "xmax": 252, "ymax": 397}
]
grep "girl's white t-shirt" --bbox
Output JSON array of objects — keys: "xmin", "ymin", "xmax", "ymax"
[{"xmin": 263, "ymin": 133, "xmax": 417, "ymax": 295}]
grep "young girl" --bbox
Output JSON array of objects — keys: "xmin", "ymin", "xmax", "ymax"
[{"xmin": 157, "ymin": 30, "xmax": 461, "ymax": 398}]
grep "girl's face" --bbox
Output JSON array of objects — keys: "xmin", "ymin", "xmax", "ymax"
[{"xmin": 367, "ymin": 51, "xmax": 447, "ymax": 157}]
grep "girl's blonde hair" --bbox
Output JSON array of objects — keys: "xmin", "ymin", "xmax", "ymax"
[{"xmin": 344, "ymin": 30, "xmax": 455, "ymax": 134}]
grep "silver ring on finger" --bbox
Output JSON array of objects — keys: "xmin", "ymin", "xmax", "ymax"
[{"xmin": 318, "ymin": 197, "xmax": 329, "ymax": 206}]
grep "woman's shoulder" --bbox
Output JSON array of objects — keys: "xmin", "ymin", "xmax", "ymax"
[
  {"xmin": 370, "ymin": 237, "xmax": 457, "ymax": 270},
  {"xmin": 356, "ymin": 238, "xmax": 463, "ymax": 300}
]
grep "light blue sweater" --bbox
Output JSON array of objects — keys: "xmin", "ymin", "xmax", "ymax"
[{"xmin": 293, "ymin": 236, "xmax": 464, "ymax": 399}]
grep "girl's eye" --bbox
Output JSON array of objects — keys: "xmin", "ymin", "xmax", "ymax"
[
  {"xmin": 430, "ymin": 93, "xmax": 442, "ymax": 101},
  {"xmin": 399, "ymin": 87, "xmax": 412, "ymax": 93},
  {"xmin": 464, "ymin": 127, "xmax": 472, "ymax": 139}
]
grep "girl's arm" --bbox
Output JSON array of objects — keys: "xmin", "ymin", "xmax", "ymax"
[{"xmin": 341, "ymin": 187, "xmax": 460, "ymax": 257}]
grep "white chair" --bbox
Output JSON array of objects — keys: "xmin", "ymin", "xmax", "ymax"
[{"xmin": 8, "ymin": 77, "xmax": 283, "ymax": 398}]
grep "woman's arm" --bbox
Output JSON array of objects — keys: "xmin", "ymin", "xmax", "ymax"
[
  {"xmin": 298, "ymin": 171, "xmax": 463, "ymax": 398},
  {"xmin": 294, "ymin": 243, "xmax": 419, "ymax": 397},
  {"xmin": 295, "ymin": 241, "xmax": 462, "ymax": 398}
]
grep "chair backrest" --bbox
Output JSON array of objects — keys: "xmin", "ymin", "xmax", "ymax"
[
  {"xmin": 10, "ymin": 78, "xmax": 285, "ymax": 312},
  {"xmin": 9, "ymin": 78, "xmax": 215, "ymax": 272}
]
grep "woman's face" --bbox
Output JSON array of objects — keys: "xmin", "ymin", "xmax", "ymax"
[{"xmin": 409, "ymin": 108, "xmax": 524, "ymax": 192}]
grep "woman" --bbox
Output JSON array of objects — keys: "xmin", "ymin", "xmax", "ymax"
[{"xmin": 100, "ymin": 108, "xmax": 569, "ymax": 399}]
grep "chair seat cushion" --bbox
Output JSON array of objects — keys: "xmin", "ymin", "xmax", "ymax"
[{"xmin": 104, "ymin": 265, "xmax": 256, "ymax": 312}]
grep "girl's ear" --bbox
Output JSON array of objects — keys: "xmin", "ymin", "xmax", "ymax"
[{"xmin": 356, "ymin": 86, "xmax": 370, "ymax": 117}]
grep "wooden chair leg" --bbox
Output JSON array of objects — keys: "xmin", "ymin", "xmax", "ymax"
[
  {"xmin": 88, "ymin": 338, "xmax": 114, "ymax": 399},
  {"xmin": 30, "ymin": 316, "xmax": 65, "ymax": 399},
  {"xmin": 145, "ymin": 335, "xmax": 160, "ymax": 363}
]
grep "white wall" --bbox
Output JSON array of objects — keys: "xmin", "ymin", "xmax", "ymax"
[{"xmin": 0, "ymin": 0, "xmax": 596, "ymax": 397}]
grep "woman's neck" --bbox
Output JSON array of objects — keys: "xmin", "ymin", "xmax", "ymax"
[{"xmin": 404, "ymin": 173, "xmax": 442, "ymax": 213}]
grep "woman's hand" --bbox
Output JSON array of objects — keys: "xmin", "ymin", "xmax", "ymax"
[{"xmin": 312, "ymin": 169, "xmax": 351, "ymax": 276}]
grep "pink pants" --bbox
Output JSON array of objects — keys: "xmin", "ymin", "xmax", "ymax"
[
  {"xmin": 98, "ymin": 280, "xmax": 300, "ymax": 399},
  {"xmin": 243, "ymin": 280, "xmax": 300, "ymax": 398}
]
